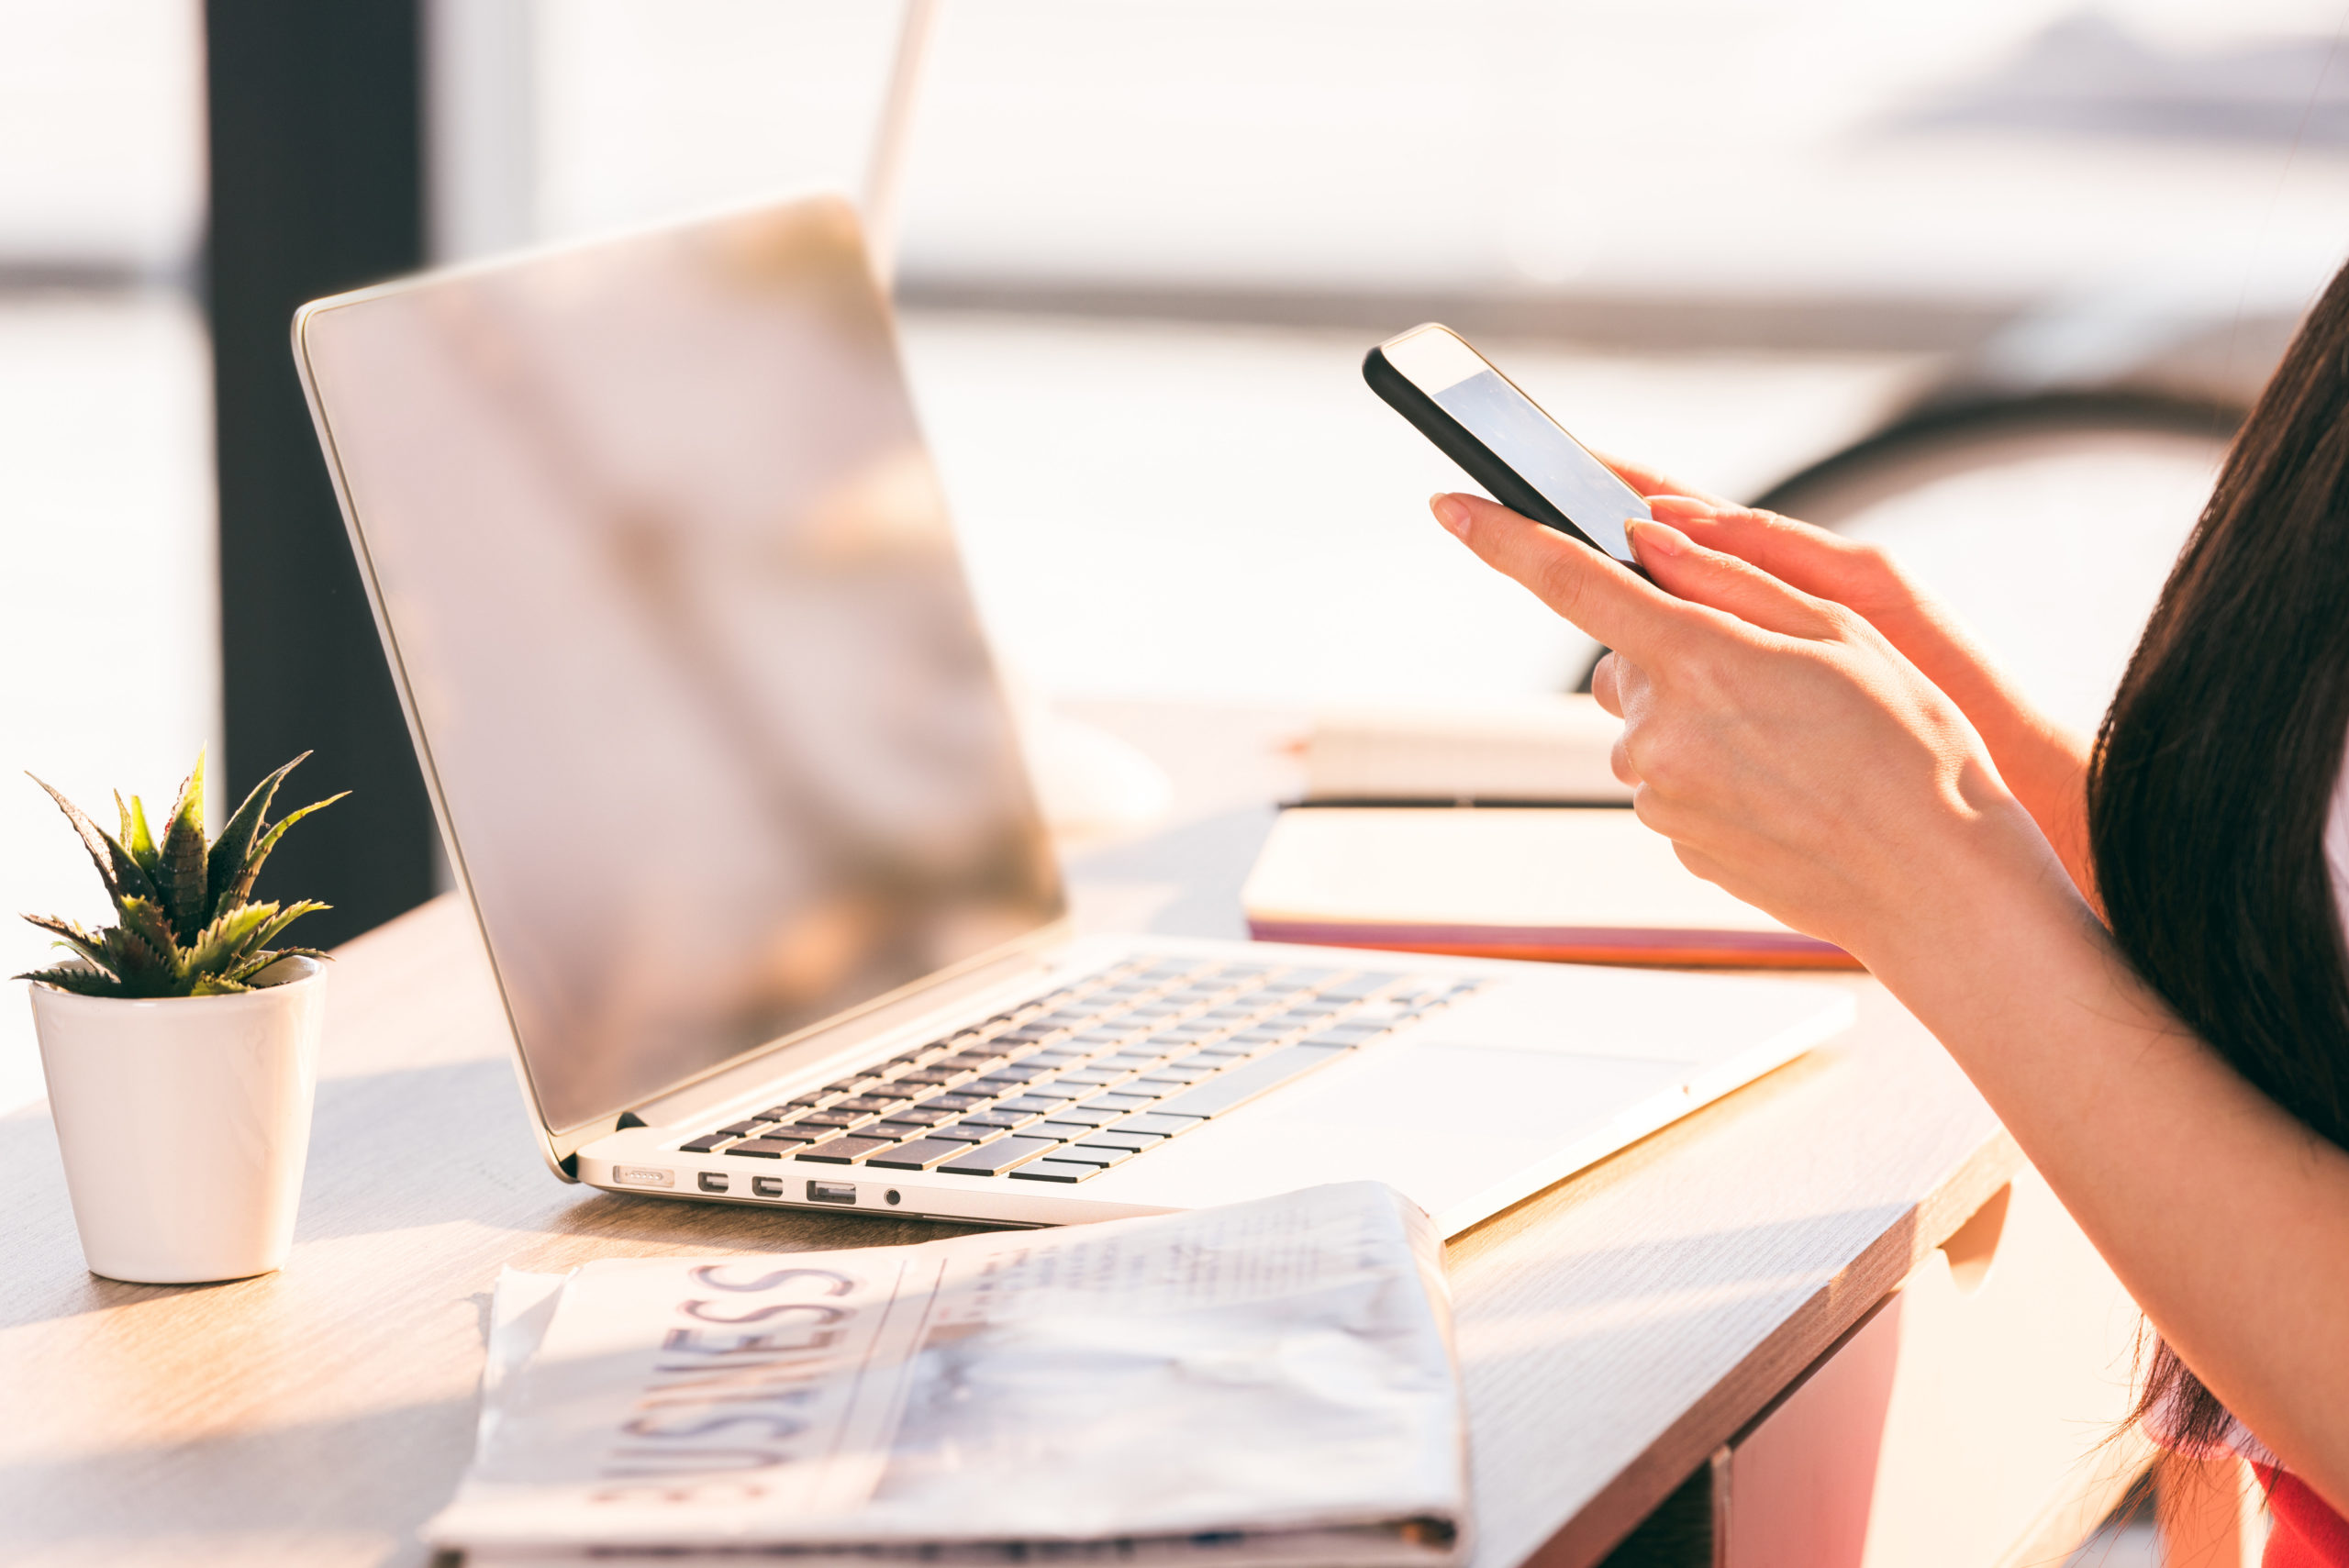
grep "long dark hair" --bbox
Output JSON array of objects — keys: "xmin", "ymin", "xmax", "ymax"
[{"xmin": 2087, "ymin": 258, "xmax": 2349, "ymax": 1447}]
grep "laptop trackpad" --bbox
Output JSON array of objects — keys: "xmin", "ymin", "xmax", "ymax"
[{"xmin": 1153, "ymin": 1040, "xmax": 1695, "ymax": 1218}]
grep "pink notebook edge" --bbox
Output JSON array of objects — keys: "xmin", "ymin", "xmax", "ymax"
[{"xmin": 1244, "ymin": 917, "xmax": 1861, "ymax": 972}]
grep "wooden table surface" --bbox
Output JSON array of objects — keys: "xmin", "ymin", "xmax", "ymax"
[{"xmin": 0, "ymin": 704, "xmax": 2019, "ymax": 1568}]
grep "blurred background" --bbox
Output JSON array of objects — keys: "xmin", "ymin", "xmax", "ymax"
[{"xmin": 4, "ymin": 0, "xmax": 2347, "ymax": 1151}]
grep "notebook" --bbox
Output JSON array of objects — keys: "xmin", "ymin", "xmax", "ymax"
[{"xmin": 1242, "ymin": 806, "xmax": 1856, "ymax": 969}]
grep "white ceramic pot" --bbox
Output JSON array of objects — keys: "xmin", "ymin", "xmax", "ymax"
[{"xmin": 28, "ymin": 956, "xmax": 328, "ymax": 1284}]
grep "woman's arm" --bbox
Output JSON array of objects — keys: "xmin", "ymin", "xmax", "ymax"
[
  {"xmin": 1596, "ymin": 459, "xmax": 2097, "ymax": 896},
  {"xmin": 1428, "ymin": 489, "xmax": 2349, "ymax": 1510}
]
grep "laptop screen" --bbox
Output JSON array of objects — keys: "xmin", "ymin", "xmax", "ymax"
[{"xmin": 296, "ymin": 197, "xmax": 1065, "ymax": 1135}]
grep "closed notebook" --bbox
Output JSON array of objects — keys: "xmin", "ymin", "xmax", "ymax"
[
  {"xmin": 1242, "ymin": 806, "xmax": 1855, "ymax": 969},
  {"xmin": 1302, "ymin": 695, "xmax": 1632, "ymax": 805}
]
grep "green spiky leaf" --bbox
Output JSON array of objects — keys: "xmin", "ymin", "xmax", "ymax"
[
  {"xmin": 106, "ymin": 896, "xmax": 182, "ymax": 995},
  {"xmin": 20, "ymin": 914, "xmax": 114, "ymax": 973},
  {"xmin": 206, "ymin": 752, "xmax": 310, "ymax": 921},
  {"xmin": 117, "ymin": 793, "xmax": 161, "ymax": 883},
  {"xmin": 188, "ymin": 973, "xmax": 253, "ymax": 996},
  {"xmin": 222, "ymin": 945, "xmax": 330, "ymax": 987},
  {"xmin": 159, "ymin": 756, "xmax": 208, "ymax": 943},
  {"xmin": 28, "ymin": 773, "xmax": 156, "ymax": 913},
  {"xmin": 182, "ymin": 901, "xmax": 279, "ymax": 981},
  {"xmin": 221, "ymin": 792, "xmax": 349, "ymax": 910},
  {"xmin": 250, "ymin": 899, "xmax": 329, "ymax": 951},
  {"xmin": 15, "ymin": 965, "xmax": 123, "ymax": 997}
]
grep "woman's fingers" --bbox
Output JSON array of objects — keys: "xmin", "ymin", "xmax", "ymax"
[
  {"xmin": 1626, "ymin": 517, "xmax": 1845, "ymax": 641},
  {"xmin": 1610, "ymin": 732, "xmax": 1641, "ymax": 787},
  {"xmin": 1645, "ymin": 495, "xmax": 1907, "ymax": 614},
  {"xmin": 1431, "ymin": 493, "xmax": 1691, "ymax": 664},
  {"xmin": 1592, "ymin": 653, "xmax": 1644, "ymax": 783},
  {"xmin": 1590, "ymin": 651, "xmax": 1624, "ymax": 717}
]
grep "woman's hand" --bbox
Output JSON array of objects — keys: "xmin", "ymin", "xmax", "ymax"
[
  {"xmin": 1598, "ymin": 478, "xmax": 2096, "ymax": 897},
  {"xmin": 1425, "ymin": 482, "xmax": 2349, "ymax": 1509},
  {"xmin": 1427, "ymin": 490, "xmax": 2074, "ymax": 969}
]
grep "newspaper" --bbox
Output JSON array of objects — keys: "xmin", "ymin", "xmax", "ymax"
[{"xmin": 432, "ymin": 1182, "xmax": 1470, "ymax": 1567}]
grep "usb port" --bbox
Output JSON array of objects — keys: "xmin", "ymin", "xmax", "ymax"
[
  {"xmin": 806, "ymin": 1180, "xmax": 856, "ymax": 1206},
  {"xmin": 751, "ymin": 1175, "xmax": 786, "ymax": 1198},
  {"xmin": 697, "ymin": 1171, "xmax": 729, "ymax": 1195}
]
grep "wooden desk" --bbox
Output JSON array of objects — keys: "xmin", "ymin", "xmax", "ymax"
[{"xmin": 0, "ymin": 705, "xmax": 2141, "ymax": 1568}]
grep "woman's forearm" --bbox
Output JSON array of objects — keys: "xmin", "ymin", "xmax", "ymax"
[{"xmin": 1865, "ymin": 848, "xmax": 2349, "ymax": 1508}]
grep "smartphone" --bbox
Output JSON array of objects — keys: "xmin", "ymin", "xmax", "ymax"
[{"xmin": 1364, "ymin": 323, "xmax": 1650, "ymax": 570}]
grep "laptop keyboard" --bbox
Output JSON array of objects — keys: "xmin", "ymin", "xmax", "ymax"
[{"xmin": 674, "ymin": 954, "xmax": 1485, "ymax": 1185}]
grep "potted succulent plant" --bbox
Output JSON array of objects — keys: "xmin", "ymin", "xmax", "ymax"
[{"xmin": 17, "ymin": 753, "xmax": 344, "ymax": 1284}]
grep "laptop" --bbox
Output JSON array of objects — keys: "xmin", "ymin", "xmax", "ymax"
[{"xmin": 291, "ymin": 194, "xmax": 1852, "ymax": 1236}]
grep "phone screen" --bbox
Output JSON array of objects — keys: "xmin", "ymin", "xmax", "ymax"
[{"xmin": 1383, "ymin": 327, "xmax": 1650, "ymax": 562}]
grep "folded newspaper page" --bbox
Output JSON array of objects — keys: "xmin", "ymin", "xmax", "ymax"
[{"xmin": 432, "ymin": 1181, "xmax": 1468, "ymax": 1567}]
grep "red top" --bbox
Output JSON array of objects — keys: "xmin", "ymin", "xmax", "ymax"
[{"xmin": 2255, "ymin": 1465, "xmax": 2349, "ymax": 1567}]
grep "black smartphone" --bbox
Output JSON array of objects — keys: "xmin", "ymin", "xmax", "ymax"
[{"xmin": 1364, "ymin": 322, "xmax": 1651, "ymax": 571}]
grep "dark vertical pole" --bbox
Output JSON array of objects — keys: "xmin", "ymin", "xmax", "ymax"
[{"xmin": 206, "ymin": 0, "xmax": 438, "ymax": 944}]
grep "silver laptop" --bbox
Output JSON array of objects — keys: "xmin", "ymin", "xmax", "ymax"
[{"xmin": 291, "ymin": 194, "xmax": 1851, "ymax": 1237}]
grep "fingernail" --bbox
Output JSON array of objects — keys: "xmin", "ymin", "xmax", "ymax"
[
  {"xmin": 1431, "ymin": 494, "xmax": 1470, "ymax": 539},
  {"xmin": 1627, "ymin": 517, "xmax": 1683, "ymax": 559}
]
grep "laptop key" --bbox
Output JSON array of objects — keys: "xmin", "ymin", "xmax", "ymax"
[
  {"xmin": 796, "ymin": 1108, "xmax": 874, "ymax": 1129},
  {"xmin": 864, "ymin": 1137, "xmax": 977, "ymax": 1171},
  {"xmin": 1078, "ymin": 1091, "xmax": 1159, "ymax": 1113},
  {"xmin": 725, "ymin": 1136, "xmax": 813, "ymax": 1158},
  {"xmin": 957, "ymin": 1109, "xmax": 1042, "ymax": 1132},
  {"xmin": 795, "ymin": 1136, "xmax": 897, "ymax": 1163},
  {"xmin": 1073, "ymin": 1125, "xmax": 1159, "ymax": 1151},
  {"xmin": 1118, "ymin": 1111, "xmax": 1204, "ymax": 1137},
  {"xmin": 994, "ymin": 1095, "xmax": 1073, "ymax": 1115},
  {"xmin": 1063, "ymin": 1140, "xmax": 1140, "ymax": 1165},
  {"xmin": 941, "ymin": 1136, "xmax": 1061, "ymax": 1176},
  {"xmin": 679, "ymin": 1134, "xmax": 732, "ymax": 1153},
  {"xmin": 1323, "ymin": 973, "xmax": 1406, "ymax": 998},
  {"xmin": 833, "ymin": 1095, "xmax": 910, "ymax": 1113},
  {"xmin": 933, "ymin": 1123, "xmax": 1008, "ymax": 1143},
  {"xmin": 1301, "ymin": 1028, "xmax": 1386, "ymax": 1050},
  {"xmin": 1006, "ymin": 1159, "xmax": 1101, "ymax": 1184},
  {"xmin": 878, "ymin": 1105, "xmax": 958, "ymax": 1127},
  {"xmin": 1150, "ymin": 1045, "xmax": 1347, "ymax": 1118},
  {"xmin": 1035, "ymin": 1107, "xmax": 1122, "ymax": 1131}
]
